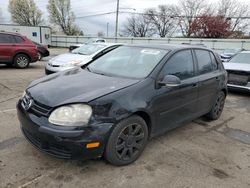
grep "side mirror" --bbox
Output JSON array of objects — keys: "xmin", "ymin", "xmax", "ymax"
[{"xmin": 158, "ymin": 75, "xmax": 181, "ymax": 87}]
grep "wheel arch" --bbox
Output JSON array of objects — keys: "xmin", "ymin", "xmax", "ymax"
[
  {"xmin": 133, "ymin": 111, "xmax": 153, "ymax": 138},
  {"xmin": 13, "ymin": 52, "xmax": 31, "ymax": 63}
]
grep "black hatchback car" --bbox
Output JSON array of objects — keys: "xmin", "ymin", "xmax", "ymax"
[{"xmin": 17, "ymin": 44, "xmax": 227, "ymax": 166}]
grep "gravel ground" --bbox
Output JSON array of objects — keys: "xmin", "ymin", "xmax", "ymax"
[{"xmin": 0, "ymin": 48, "xmax": 250, "ymax": 188}]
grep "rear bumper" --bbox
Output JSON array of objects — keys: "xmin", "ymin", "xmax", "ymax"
[
  {"xmin": 17, "ymin": 100, "xmax": 113, "ymax": 160},
  {"xmin": 41, "ymin": 50, "xmax": 50, "ymax": 57},
  {"xmin": 30, "ymin": 55, "xmax": 39, "ymax": 63}
]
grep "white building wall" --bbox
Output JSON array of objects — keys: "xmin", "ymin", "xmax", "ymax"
[
  {"xmin": 0, "ymin": 24, "xmax": 51, "ymax": 45},
  {"xmin": 51, "ymin": 35, "xmax": 250, "ymax": 53}
]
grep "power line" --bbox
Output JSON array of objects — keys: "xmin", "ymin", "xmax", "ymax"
[
  {"xmin": 75, "ymin": 11, "xmax": 116, "ymax": 19},
  {"xmin": 75, "ymin": 10, "xmax": 250, "ymax": 20}
]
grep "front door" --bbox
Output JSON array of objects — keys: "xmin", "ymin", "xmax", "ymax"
[{"xmin": 153, "ymin": 50, "xmax": 198, "ymax": 134}]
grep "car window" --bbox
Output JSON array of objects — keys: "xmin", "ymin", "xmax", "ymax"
[
  {"xmin": 161, "ymin": 50, "xmax": 194, "ymax": 80},
  {"xmin": 14, "ymin": 36, "xmax": 24, "ymax": 43},
  {"xmin": 0, "ymin": 34, "xmax": 16, "ymax": 43},
  {"xmin": 71, "ymin": 43, "xmax": 107, "ymax": 55},
  {"xmin": 210, "ymin": 52, "xmax": 218, "ymax": 70},
  {"xmin": 195, "ymin": 50, "xmax": 213, "ymax": 74},
  {"xmin": 229, "ymin": 53, "xmax": 250, "ymax": 64}
]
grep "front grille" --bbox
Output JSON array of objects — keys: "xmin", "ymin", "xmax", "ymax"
[
  {"xmin": 22, "ymin": 128, "xmax": 72, "ymax": 159},
  {"xmin": 22, "ymin": 94, "xmax": 52, "ymax": 117},
  {"xmin": 227, "ymin": 70, "xmax": 250, "ymax": 86},
  {"xmin": 30, "ymin": 100, "xmax": 52, "ymax": 117},
  {"xmin": 52, "ymin": 65, "xmax": 60, "ymax": 67}
]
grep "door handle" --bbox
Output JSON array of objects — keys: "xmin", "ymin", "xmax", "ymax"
[{"xmin": 192, "ymin": 83, "xmax": 198, "ymax": 87}]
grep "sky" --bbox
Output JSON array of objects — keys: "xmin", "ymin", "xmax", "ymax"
[{"xmin": 0, "ymin": 0, "xmax": 249, "ymax": 36}]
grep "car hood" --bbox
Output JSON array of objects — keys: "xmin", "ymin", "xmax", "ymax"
[
  {"xmin": 50, "ymin": 53, "xmax": 91, "ymax": 65},
  {"xmin": 27, "ymin": 68, "xmax": 140, "ymax": 107},
  {"xmin": 223, "ymin": 63, "xmax": 250, "ymax": 72}
]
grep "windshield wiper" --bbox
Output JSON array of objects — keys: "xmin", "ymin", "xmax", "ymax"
[{"xmin": 85, "ymin": 67, "xmax": 92, "ymax": 72}]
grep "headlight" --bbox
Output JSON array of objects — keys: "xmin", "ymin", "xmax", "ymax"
[
  {"xmin": 61, "ymin": 60, "xmax": 82, "ymax": 67},
  {"xmin": 48, "ymin": 104, "xmax": 92, "ymax": 126}
]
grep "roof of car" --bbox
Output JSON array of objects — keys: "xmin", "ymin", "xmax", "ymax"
[{"xmin": 124, "ymin": 43, "xmax": 209, "ymax": 51}]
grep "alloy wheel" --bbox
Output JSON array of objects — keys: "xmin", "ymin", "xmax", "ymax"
[{"xmin": 116, "ymin": 123, "xmax": 145, "ymax": 161}]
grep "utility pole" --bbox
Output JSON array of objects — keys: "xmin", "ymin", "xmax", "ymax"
[
  {"xmin": 107, "ymin": 22, "xmax": 109, "ymax": 37},
  {"xmin": 115, "ymin": 0, "xmax": 120, "ymax": 38}
]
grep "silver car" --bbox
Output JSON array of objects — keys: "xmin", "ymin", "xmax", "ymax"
[
  {"xmin": 223, "ymin": 51, "xmax": 250, "ymax": 92},
  {"xmin": 45, "ymin": 43, "xmax": 122, "ymax": 74}
]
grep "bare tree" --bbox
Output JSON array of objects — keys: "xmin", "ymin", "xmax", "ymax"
[
  {"xmin": 122, "ymin": 14, "xmax": 154, "ymax": 37},
  {"xmin": 8, "ymin": 0, "xmax": 43, "ymax": 26},
  {"xmin": 177, "ymin": 0, "xmax": 211, "ymax": 37},
  {"xmin": 217, "ymin": 0, "xmax": 250, "ymax": 35},
  {"xmin": 47, "ymin": 0, "xmax": 81, "ymax": 35},
  {"xmin": 145, "ymin": 5, "xmax": 178, "ymax": 37}
]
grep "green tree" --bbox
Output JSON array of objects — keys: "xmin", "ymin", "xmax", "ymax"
[
  {"xmin": 47, "ymin": 0, "xmax": 81, "ymax": 35},
  {"xmin": 8, "ymin": 0, "xmax": 43, "ymax": 26}
]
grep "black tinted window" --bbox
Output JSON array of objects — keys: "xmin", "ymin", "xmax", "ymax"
[
  {"xmin": 0, "ymin": 34, "xmax": 16, "ymax": 43},
  {"xmin": 195, "ymin": 50, "xmax": 213, "ymax": 74},
  {"xmin": 161, "ymin": 50, "xmax": 194, "ymax": 80},
  {"xmin": 14, "ymin": 36, "xmax": 24, "ymax": 43}
]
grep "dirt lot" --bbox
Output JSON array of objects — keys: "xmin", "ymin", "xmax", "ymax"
[{"xmin": 0, "ymin": 48, "xmax": 250, "ymax": 188}]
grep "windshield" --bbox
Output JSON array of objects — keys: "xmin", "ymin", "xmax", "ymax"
[
  {"xmin": 223, "ymin": 49, "xmax": 240, "ymax": 54},
  {"xmin": 87, "ymin": 46, "xmax": 168, "ymax": 79},
  {"xmin": 229, "ymin": 53, "xmax": 250, "ymax": 64},
  {"xmin": 71, "ymin": 44, "xmax": 106, "ymax": 55}
]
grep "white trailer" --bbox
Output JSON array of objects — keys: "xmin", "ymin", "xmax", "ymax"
[{"xmin": 0, "ymin": 24, "xmax": 51, "ymax": 45}]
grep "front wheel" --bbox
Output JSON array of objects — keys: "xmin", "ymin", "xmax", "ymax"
[
  {"xmin": 14, "ymin": 54, "xmax": 30, "ymax": 68},
  {"xmin": 206, "ymin": 91, "xmax": 226, "ymax": 120},
  {"xmin": 105, "ymin": 115, "xmax": 148, "ymax": 166}
]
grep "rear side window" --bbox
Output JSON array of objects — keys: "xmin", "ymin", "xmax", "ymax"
[
  {"xmin": 14, "ymin": 36, "xmax": 24, "ymax": 43},
  {"xmin": 0, "ymin": 34, "xmax": 16, "ymax": 43},
  {"xmin": 161, "ymin": 50, "xmax": 194, "ymax": 80},
  {"xmin": 210, "ymin": 52, "xmax": 218, "ymax": 70},
  {"xmin": 195, "ymin": 50, "xmax": 214, "ymax": 74}
]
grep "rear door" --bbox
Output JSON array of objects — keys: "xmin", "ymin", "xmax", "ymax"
[
  {"xmin": 0, "ymin": 33, "xmax": 16, "ymax": 63},
  {"xmin": 154, "ymin": 50, "xmax": 199, "ymax": 133},
  {"xmin": 194, "ymin": 49, "xmax": 221, "ymax": 114}
]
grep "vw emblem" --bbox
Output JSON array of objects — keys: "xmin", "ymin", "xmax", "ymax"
[{"xmin": 22, "ymin": 96, "xmax": 34, "ymax": 111}]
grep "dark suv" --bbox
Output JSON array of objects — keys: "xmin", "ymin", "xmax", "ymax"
[
  {"xmin": 0, "ymin": 32, "xmax": 38, "ymax": 68},
  {"xmin": 17, "ymin": 44, "xmax": 227, "ymax": 166}
]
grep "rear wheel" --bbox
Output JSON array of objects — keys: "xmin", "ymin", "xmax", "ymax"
[
  {"xmin": 105, "ymin": 115, "xmax": 148, "ymax": 166},
  {"xmin": 14, "ymin": 54, "xmax": 30, "ymax": 68},
  {"xmin": 206, "ymin": 91, "xmax": 225, "ymax": 120}
]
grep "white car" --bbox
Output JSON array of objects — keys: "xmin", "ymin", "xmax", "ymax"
[
  {"xmin": 223, "ymin": 51, "xmax": 250, "ymax": 92},
  {"xmin": 45, "ymin": 43, "xmax": 122, "ymax": 75},
  {"xmin": 69, "ymin": 38, "xmax": 106, "ymax": 51}
]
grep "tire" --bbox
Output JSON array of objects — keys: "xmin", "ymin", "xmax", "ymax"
[
  {"xmin": 206, "ymin": 91, "xmax": 226, "ymax": 120},
  {"xmin": 38, "ymin": 52, "xmax": 42, "ymax": 61},
  {"xmin": 105, "ymin": 115, "xmax": 148, "ymax": 166},
  {"xmin": 14, "ymin": 54, "xmax": 30, "ymax": 68}
]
